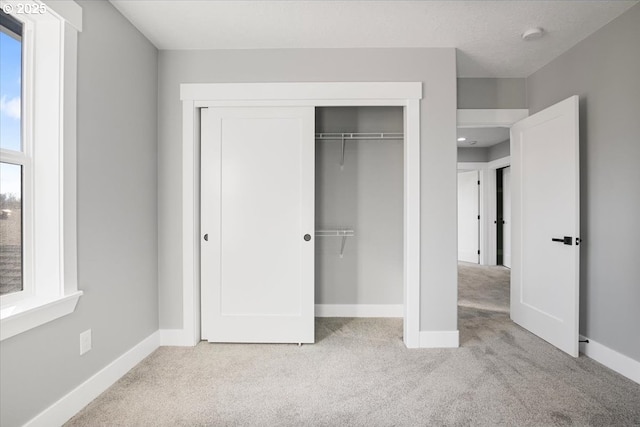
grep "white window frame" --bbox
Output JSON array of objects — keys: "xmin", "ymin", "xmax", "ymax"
[
  {"xmin": 1, "ymin": 5, "xmax": 36, "ymax": 308},
  {"xmin": 0, "ymin": 0, "xmax": 82, "ymax": 341}
]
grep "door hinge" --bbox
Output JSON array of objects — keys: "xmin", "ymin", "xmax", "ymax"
[
  {"xmin": 477, "ymin": 250, "xmax": 481, "ymax": 255},
  {"xmin": 477, "ymin": 180, "xmax": 480, "ymax": 185},
  {"xmin": 477, "ymin": 215, "xmax": 480, "ymax": 220}
]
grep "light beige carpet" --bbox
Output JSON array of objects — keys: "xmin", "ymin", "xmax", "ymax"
[
  {"xmin": 458, "ymin": 261, "xmax": 510, "ymax": 314},
  {"xmin": 66, "ymin": 266, "xmax": 640, "ymax": 426}
]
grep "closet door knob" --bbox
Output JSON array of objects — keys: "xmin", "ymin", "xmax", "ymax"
[{"xmin": 304, "ymin": 234, "xmax": 311, "ymax": 241}]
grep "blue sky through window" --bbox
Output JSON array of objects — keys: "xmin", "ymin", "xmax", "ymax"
[
  {"xmin": 1, "ymin": 28, "xmax": 23, "ymax": 198},
  {"xmin": 0, "ymin": 30, "xmax": 22, "ymax": 152}
]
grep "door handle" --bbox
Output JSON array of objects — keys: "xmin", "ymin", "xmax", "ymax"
[
  {"xmin": 551, "ymin": 236, "xmax": 572, "ymax": 245},
  {"xmin": 203, "ymin": 234, "xmax": 208, "ymax": 242},
  {"xmin": 304, "ymin": 234, "xmax": 311, "ymax": 241}
]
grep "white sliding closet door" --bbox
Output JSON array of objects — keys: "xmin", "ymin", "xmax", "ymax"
[{"xmin": 201, "ymin": 107, "xmax": 315, "ymax": 343}]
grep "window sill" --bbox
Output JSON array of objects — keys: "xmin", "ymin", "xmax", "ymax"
[{"xmin": 0, "ymin": 291, "xmax": 83, "ymax": 341}]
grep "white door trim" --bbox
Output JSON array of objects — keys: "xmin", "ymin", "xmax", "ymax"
[
  {"xmin": 181, "ymin": 82, "xmax": 423, "ymax": 348},
  {"xmin": 502, "ymin": 166, "xmax": 512, "ymax": 268},
  {"xmin": 486, "ymin": 158, "xmax": 511, "ymax": 265},
  {"xmin": 488, "ymin": 156, "xmax": 511, "ymax": 169},
  {"xmin": 181, "ymin": 82, "xmax": 422, "ymax": 102}
]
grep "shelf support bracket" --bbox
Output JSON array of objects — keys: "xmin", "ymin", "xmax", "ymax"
[
  {"xmin": 340, "ymin": 135, "xmax": 345, "ymax": 170},
  {"xmin": 315, "ymin": 229, "xmax": 354, "ymax": 257},
  {"xmin": 340, "ymin": 234, "xmax": 347, "ymax": 258}
]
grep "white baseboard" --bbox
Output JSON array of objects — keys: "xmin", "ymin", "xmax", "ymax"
[
  {"xmin": 25, "ymin": 331, "xmax": 160, "ymax": 427},
  {"xmin": 502, "ymin": 254, "xmax": 512, "ymax": 268},
  {"xmin": 419, "ymin": 330, "xmax": 459, "ymax": 348},
  {"xmin": 580, "ymin": 335, "xmax": 640, "ymax": 385},
  {"xmin": 315, "ymin": 304, "xmax": 403, "ymax": 318},
  {"xmin": 160, "ymin": 328, "xmax": 197, "ymax": 346}
]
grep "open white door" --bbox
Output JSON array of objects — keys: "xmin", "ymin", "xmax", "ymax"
[
  {"xmin": 201, "ymin": 107, "xmax": 315, "ymax": 343},
  {"xmin": 502, "ymin": 167, "xmax": 512, "ymax": 268},
  {"xmin": 510, "ymin": 96, "xmax": 580, "ymax": 357},
  {"xmin": 458, "ymin": 170, "xmax": 480, "ymax": 263}
]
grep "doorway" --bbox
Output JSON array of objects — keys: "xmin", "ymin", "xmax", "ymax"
[
  {"xmin": 457, "ymin": 125, "xmax": 513, "ymax": 342},
  {"xmin": 458, "ymin": 101, "xmax": 580, "ymax": 356},
  {"xmin": 496, "ymin": 166, "xmax": 511, "ymax": 268}
]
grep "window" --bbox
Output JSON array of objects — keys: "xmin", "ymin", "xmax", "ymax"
[
  {"xmin": 1, "ymin": 11, "xmax": 28, "ymax": 299},
  {"xmin": 0, "ymin": 1, "xmax": 82, "ymax": 341},
  {"xmin": 0, "ymin": 11, "xmax": 22, "ymax": 153},
  {"xmin": 0, "ymin": 163, "xmax": 25, "ymax": 296}
]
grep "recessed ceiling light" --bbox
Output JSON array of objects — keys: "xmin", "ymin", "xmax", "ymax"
[
  {"xmin": 522, "ymin": 27, "xmax": 545, "ymax": 41},
  {"xmin": 457, "ymin": 137, "xmax": 466, "ymax": 142}
]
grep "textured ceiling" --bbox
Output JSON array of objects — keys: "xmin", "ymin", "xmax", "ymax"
[
  {"xmin": 457, "ymin": 127, "xmax": 509, "ymax": 148},
  {"xmin": 110, "ymin": 1, "xmax": 638, "ymax": 77}
]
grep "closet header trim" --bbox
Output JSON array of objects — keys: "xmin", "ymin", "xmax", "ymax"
[{"xmin": 181, "ymin": 82, "xmax": 422, "ymax": 102}]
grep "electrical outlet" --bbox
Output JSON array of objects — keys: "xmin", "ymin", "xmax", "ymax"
[{"xmin": 80, "ymin": 329, "xmax": 92, "ymax": 355}]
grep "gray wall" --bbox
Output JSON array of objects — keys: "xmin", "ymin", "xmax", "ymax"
[
  {"xmin": 158, "ymin": 48, "xmax": 458, "ymax": 332},
  {"xmin": 457, "ymin": 147, "xmax": 488, "ymax": 163},
  {"xmin": 527, "ymin": 3, "xmax": 640, "ymax": 362},
  {"xmin": 457, "ymin": 141, "xmax": 510, "ymax": 163},
  {"xmin": 457, "ymin": 78, "xmax": 527, "ymax": 109},
  {"xmin": 488, "ymin": 140, "xmax": 510, "ymax": 161},
  {"xmin": 456, "ymin": 78, "xmax": 517, "ymax": 166},
  {"xmin": 315, "ymin": 107, "xmax": 403, "ymax": 304},
  {"xmin": 0, "ymin": 2, "xmax": 159, "ymax": 426}
]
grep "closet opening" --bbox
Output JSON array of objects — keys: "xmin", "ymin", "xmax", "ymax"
[
  {"xmin": 184, "ymin": 82, "xmax": 422, "ymax": 347},
  {"xmin": 314, "ymin": 107, "xmax": 404, "ymax": 336}
]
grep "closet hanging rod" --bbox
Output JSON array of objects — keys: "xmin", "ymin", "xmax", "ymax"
[
  {"xmin": 315, "ymin": 132, "xmax": 404, "ymax": 140},
  {"xmin": 315, "ymin": 229, "xmax": 355, "ymax": 237},
  {"xmin": 315, "ymin": 133, "xmax": 403, "ymax": 168}
]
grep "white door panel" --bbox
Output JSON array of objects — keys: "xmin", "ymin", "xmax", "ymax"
[
  {"xmin": 502, "ymin": 167, "xmax": 512, "ymax": 268},
  {"xmin": 511, "ymin": 96, "xmax": 580, "ymax": 357},
  {"xmin": 201, "ymin": 107, "xmax": 315, "ymax": 343},
  {"xmin": 458, "ymin": 170, "xmax": 479, "ymax": 263}
]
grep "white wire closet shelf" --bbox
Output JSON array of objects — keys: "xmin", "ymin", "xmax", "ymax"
[
  {"xmin": 315, "ymin": 229, "xmax": 355, "ymax": 258},
  {"xmin": 315, "ymin": 132, "xmax": 404, "ymax": 168},
  {"xmin": 315, "ymin": 132, "xmax": 404, "ymax": 140}
]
